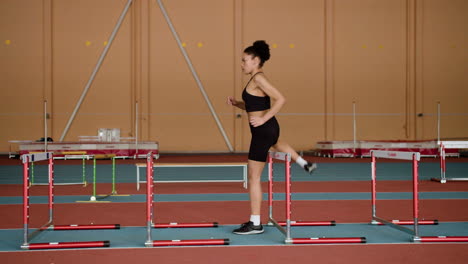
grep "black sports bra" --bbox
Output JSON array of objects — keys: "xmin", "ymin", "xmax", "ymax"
[{"xmin": 242, "ymin": 72, "xmax": 271, "ymax": 113}]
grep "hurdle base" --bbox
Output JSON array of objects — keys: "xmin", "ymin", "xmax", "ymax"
[
  {"xmin": 414, "ymin": 236, "xmax": 468, "ymax": 243},
  {"xmin": 153, "ymin": 222, "xmax": 218, "ymax": 228},
  {"xmin": 431, "ymin": 178, "xmax": 447, "ymax": 184},
  {"xmin": 279, "ymin": 221, "xmax": 336, "ymax": 227},
  {"xmin": 22, "ymin": 240, "xmax": 110, "ymax": 250},
  {"xmin": 290, "ymin": 237, "xmax": 366, "ymax": 244},
  {"xmin": 51, "ymin": 224, "xmax": 121, "ymax": 230},
  {"xmin": 145, "ymin": 240, "xmax": 153, "ymax": 247},
  {"xmin": 431, "ymin": 177, "xmax": 468, "ymax": 183},
  {"xmin": 375, "ymin": 220, "xmax": 438, "ymax": 226},
  {"xmin": 149, "ymin": 239, "xmax": 230, "ymax": 247}
]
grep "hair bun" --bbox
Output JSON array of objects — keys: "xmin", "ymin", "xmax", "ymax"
[{"xmin": 253, "ymin": 40, "xmax": 270, "ymax": 62}]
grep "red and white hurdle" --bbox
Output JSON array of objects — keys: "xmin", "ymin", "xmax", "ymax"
[
  {"xmin": 267, "ymin": 151, "xmax": 366, "ymax": 244},
  {"xmin": 431, "ymin": 141, "xmax": 468, "ymax": 183},
  {"xmin": 21, "ymin": 152, "xmax": 119, "ymax": 250},
  {"xmin": 144, "ymin": 153, "xmax": 229, "ymax": 247},
  {"xmin": 370, "ymin": 150, "xmax": 468, "ymax": 242}
]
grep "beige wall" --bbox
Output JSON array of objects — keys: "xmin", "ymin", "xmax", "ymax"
[{"xmin": 0, "ymin": 0, "xmax": 467, "ymax": 153}]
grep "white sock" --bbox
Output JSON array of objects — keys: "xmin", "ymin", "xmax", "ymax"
[
  {"xmin": 296, "ymin": 156, "xmax": 307, "ymax": 168},
  {"xmin": 250, "ymin": 215, "xmax": 261, "ymax": 226}
]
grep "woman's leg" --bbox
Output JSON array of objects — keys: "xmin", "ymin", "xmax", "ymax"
[
  {"xmin": 272, "ymin": 139, "xmax": 301, "ymax": 162},
  {"xmin": 232, "ymin": 159, "xmax": 266, "ymax": 234},
  {"xmin": 247, "ymin": 159, "xmax": 266, "ymax": 215},
  {"xmin": 272, "ymin": 139, "xmax": 317, "ymax": 173}
]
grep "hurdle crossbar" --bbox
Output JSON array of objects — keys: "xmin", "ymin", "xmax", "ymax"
[
  {"xmin": 370, "ymin": 150, "xmax": 468, "ymax": 243},
  {"xmin": 268, "ymin": 151, "xmax": 366, "ymax": 244},
  {"xmin": 431, "ymin": 141, "xmax": 468, "ymax": 183},
  {"xmin": 21, "ymin": 152, "xmax": 117, "ymax": 250},
  {"xmin": 144, "ymin": 152, "xmax": 229, "ymax": 247},
  {"xmin": 21, "ymin": 152, "xmax": 53, "ymax": 163}
]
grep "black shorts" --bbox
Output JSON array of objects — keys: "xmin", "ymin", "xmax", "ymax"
[{"xmin": 248, "ymin": 117, "xmax": 280, "ymax": 162}]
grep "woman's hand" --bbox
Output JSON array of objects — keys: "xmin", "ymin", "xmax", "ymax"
[
  {"xmin": 249, "ymin": 116, "xmax": 266, "ymax": 127},
  {"xmin": 227, "ymin": 96, "xmax": 237, "ymax": 106},
  {"xmin": 227, "ymin": 96, "xmax": 246, "ymax": 110}
]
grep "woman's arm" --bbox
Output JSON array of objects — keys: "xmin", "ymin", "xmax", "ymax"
[
  {"xmin": 227, "ymin": 96, "xmax": 246, "ymax": 110},
  {"xmin": 249, "ymin": 75, "xmax": 286, "ymax": 127}
]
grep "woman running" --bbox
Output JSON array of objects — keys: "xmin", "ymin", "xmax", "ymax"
[{"xmin": 227, "ymin": 40, "xmax": 317, "ymax": 235}]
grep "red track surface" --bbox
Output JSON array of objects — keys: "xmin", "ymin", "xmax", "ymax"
[
  {"xmin": 2, "ymin": 244, "xmax": 468, "ymax": 264},
  {"xmin": 1, "ymin": 199, "xmax": 468, "ymax": 229}
]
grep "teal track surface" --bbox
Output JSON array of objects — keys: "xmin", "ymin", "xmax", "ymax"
[
  {"xmin": 1, "ymin": 162, "xmax": 467, "ymax": 184},
  {"xmin": 2, "ymin": 222, "xmax": 468, "ymax": 251}
]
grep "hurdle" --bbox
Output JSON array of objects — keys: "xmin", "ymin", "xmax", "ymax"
[
  {"xmin": 370, "ymin": 150, "xmax": 468, "ymax": 242},
  {"xmin": 63, "ymin": 153, "xmax": 124, "ymax": 202},
  {"xmin": 267, "ymin": 151, "xmax": 366, "ymax": 244},
  {"xmin": 144, "ymin": 152, "xmax": 229, "ymax": 247},
  {"xmin": 29, "ymin": 151, "xmax": 88, "ymax": 186},
  {"xmin": 21, "ymin": 152, "xmax": 119, "ymax": 250},
  {"xmin": 135, "ymin": 162, "xmax": 248, "ymax": 190},
  {"xmin": 431, "ymin": 141, "xmax": 468, "ymax": 183},
  {"xmin": 34, "ymin": 152, "xmax": 122, "ymax": 202},
  {"xmin": 88, "ymin": 155, "xmax": 119, "ymax": 201}
]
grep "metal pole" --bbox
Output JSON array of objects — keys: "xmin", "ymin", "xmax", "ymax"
[
  {"xmin": 156, "ymin": 0, "xmax": 233, "ymax": 152},
  {"xmin": 441, "ymin": 144, "xmax": 446, "ymax": 183},
  {"xmin": 22, "ymin": 157, "xmax": 29, "ymax": 247},
  {"xmin": 60, "ymin": 0, "xmax": 134, "ymax": 141},
  {"xmin": 31, "ymin": 162, "xmax": 34, "ymax": 186},
  {"xmin": 135, "ymin": 102, "xmax": 139, "ymax": 159},
  {"xmin": 44, "ymin": 100, "xmax": 48, "ymax": 152},
  {"xmin": 48, "ymin": 157, "xmax": 54, "ymax": 222},
  {"xmin": 112, "ymin": 157, "xmax": 116, "ymax": 194},
  {"xmin": 93, "ymin": 158, "xmax": 96, "ymax": 198},
  {"xmin": 82, "ymin": 155, "xmax": 86, "ymax": 186},
  {"xmin": 412, "ymin": 154, "xmax": 420, "ymax": 239},
  {"xmin": 268, "ymin": 155, "xmax": 273, "ymax": 220},
  {"xmin": 285, "ymin": 153, "xmax": 292, "ymax": 242},
  {"xmin": 353, "ymin": 101, "xmax": 356, "ymax": 155},
  {"xmin": 145, "ymin": 153, "xmax": 153, "ymax": 246},
  {"xmin": 371, "ymin": 152, "xmax": 377, "ymax": 221},
  {"xmin": 437, "ymin": 102, "xmax": 440, "ymax": 144}
]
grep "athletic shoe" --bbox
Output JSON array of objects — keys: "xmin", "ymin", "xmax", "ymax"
[
  {"xmin": 232, "ymin": 221, "xmax": 264, "ymax": 235},
  {"xmin": 304, "ymin": 162, "xmax": 317, "ymax": 174}
]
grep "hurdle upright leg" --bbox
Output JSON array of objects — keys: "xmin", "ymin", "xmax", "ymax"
[
  {"xmin": 268, "ymin": 151, "xmax": 366, "ymax": 244},
  {"xmin": 22, "ymin": 157, "xmax": 30, "ymax": 247},
  {"xmin": 285, "ymin": 155, "xmax": 292, "ymax": 242},
  {"xmin": 112, "ymin": 156, "xmax": 117, "ymax": 195},
  {"xmin": 267, "ymin": 155, "xmax": 289, "ymax": 241},
  {"xmin": 412, "ymin": 154, "xmax": 420, "ymax": 240},
  {"xmin": 144, "ymin": 152, "xmax": 229, "ymax": 247},
  {"xmin": 145, "ymin": 153, "xmax": 154, "ymax": 246}
]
